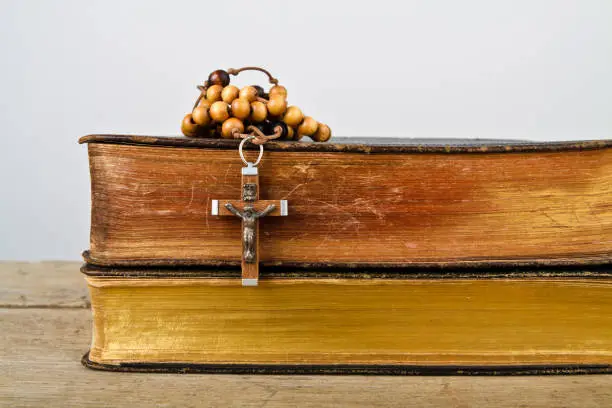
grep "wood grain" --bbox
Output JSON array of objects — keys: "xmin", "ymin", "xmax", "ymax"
[
  {"xmin": 2, "ymin": 261, "xmax": 612, "ymax": 407},
  {"xmin": 85, "ymin": 276, "xmax": 612, "ymax": 366},
  {"xmin": 0, "ymin": 261, "xmax": 89, "ymax": 308},
  {"xmin": 86, "ymin": 142, "xmax": 612, "ymax": 267}
]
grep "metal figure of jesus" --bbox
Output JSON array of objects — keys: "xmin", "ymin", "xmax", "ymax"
[{"xmin": 224, "ymin": 203, "xmax": 276, "ymax": 263}]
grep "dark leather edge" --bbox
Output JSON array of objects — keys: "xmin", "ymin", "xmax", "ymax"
[
  {"xmin": 82, "ymin": 250, "xmax": 612, "ymax": 272},
  {"xmin": 80, "ymin": 262, "xmax": 612, "ymax": 279},
  {"xmin": 78, "ymin": 134, "xmax": 612, "ymax": 154},
  {"xmin": 81, "ymin": 352, "xmax": 612, "ymax": 376}
]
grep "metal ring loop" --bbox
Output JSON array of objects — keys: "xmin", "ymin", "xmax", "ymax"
[{"xmin": 239, "ymin": 136, "xmax": 264, "ymax": 167}]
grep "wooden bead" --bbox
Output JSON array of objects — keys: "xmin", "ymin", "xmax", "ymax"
[
  {"xmin": 269, "ymin": 85, "xmax": 287, "ymax": 98},
  {"xmin": 312, "ymin": 123, "xmax": 331, "ymax": 142},
  {"xmin": 208, "ymin": 70, "xmax": 230, "ymax": 87},
  {"xmin": 239, "ymin": 86, "xmax": 258, "ymax": 103},
  {"xmin": 267, "ymin": 95, "xmax": 287, "ymax": 117},
  {"xmin": 250, "ymin": 101, "xmax": 267, "ymax": 122},
  {"xmin": 181, "ymin": 114, "xmax": 199, "ymax": 137},
  {"xmin": 198, "ymin": 98, "xmax": 213, "ymax": 109},
  {"xmin": 252, "ymin": 85, "xmax": 265, "ymax": 98},
  {"xmin": 206, "ymin": 127, "xmax": 218, "ymax": 138},
  {"xmin": 221, "ymin": 117, "xmax": 244, "ymax": 139},
  {"xmin": 206, "ymin": 84, "xmax": 223, "ymax": 102},
  {"xmin": 191, "ymin": 125, "xmax": 216, "ymax": 138},
  {"xmin": 221, "ymin": 85, "xmax": 240, "ymax": 104},
  {"xmin": 231, "ymin": 98, "xmax": 251, "ymax": 120},
  {"xmin": 283, "ymin": 106, "xmax": 304, "ymax": 127},
  {"xmin": 286, "ymin": 126, "xmax": 295, "ymax": 140},
  {"xmin": 209, "ymin": 101, "xmax": 229, "ymax": 122},
  {"xmin": 192, "ymin": 106, "xmax": 211, "ymax": 126},
  {"xmin": 298, "ymin": 116, "xmax": 318, "ymax": 137}
]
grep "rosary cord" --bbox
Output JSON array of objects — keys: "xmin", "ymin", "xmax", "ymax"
[
  {"xmin": 232, "ymin": 125, "xmax": 283, "ymax": 145},
  {"xmin": 227, "ymin": 67, "xmax": 279, "ymax": 85},
  {"xmin": 192, "ymin": 82, "xmax": 210, "ymax": 110}
]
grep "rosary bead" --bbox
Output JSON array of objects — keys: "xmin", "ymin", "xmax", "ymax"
[
  {"xmin": 221, "ymin": 117, "xmax": 244, "ymax": 139},
  {"xmin": 192, "ymin": 106, "xmax": 211, "ymax": 126},
  {"xmin": 207, "ymin": 127, "xmax": 218, "ymax": 138},
  {"xmin": 269, "ymin": 85, "xmax": 287, "ymax": 99},
  {"xmin": 181, "ymin": 113, "xmax": 200, "ymax": 137},
  {"xmin": 198, "ymin": 98, "xmax": 213, "ymax": 109},
  {"xmin": 282, "ymin": 106, "xmax": 304, "ymax": 127},
  {"xmin": 286, "ymin": 126, "xmax": 295, "ymax": 140},
  {"xmin": 209, "ymin": 101, "xmax": 230, "ymax": 122},
  {"xmin": 206, "ymin": 84, "xmax": 223, "ymax": 102},
  {"xmin": 239, "ymin": 86, "xmax": 259, "ymax": 103},
  {"xmin": 312, "ymin": 123, "xmax": 331, "ymax": 142},
  {"xmin": 297, "ymin": 116, "xmax": 318, "ymax": 137},
  {"xmin": 252, "ymin": 85, "xmax": 265, "ymax": 98},
  {"xmin": 231, "ymin": 98, "xmax": 251, "ymax": 120},
  {"xmin": 213, "ymin": 125, "xmax": 223, "ymax": 138},
  {"xmin": 250, "ymin": 101, "xmax": 267, "ymax": 122},
  {"xmin": 221, "ymin": 85, "xmax": 240, "ymax": 104},
  {"xmin": 208, "ymin": 70, "xmax": 230, "ymax": 87},
  {"xmin": 267, "ymin": 95, "xmax": 287, "ymax": 117}
]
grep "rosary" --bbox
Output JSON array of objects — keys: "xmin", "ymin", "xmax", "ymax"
[
  {"xmin": 193, "ymin": 67, "xmax": 329, "ymax": 285},
  {"xmin": 181, "ymin": 66, "xmax": 332, "ymax": 144}
]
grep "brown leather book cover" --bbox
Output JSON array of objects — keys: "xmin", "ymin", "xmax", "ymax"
[{"xmin": 79, "ymin": 135, "xmax": 612, "ymax": 270}]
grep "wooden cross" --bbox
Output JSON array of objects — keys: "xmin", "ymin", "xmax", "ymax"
[{"xmin": 211, "ymin": 163, "xmax": 288, "ymax": 286}]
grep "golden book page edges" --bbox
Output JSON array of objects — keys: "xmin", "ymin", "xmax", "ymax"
[{"xmin": 86, "ymin": 277, "xmax": 612, "ymax": 366}]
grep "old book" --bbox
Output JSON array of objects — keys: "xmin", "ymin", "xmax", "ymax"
[
  {"xmin": 80, "ymin": 135, "xmax": 612, "ymax": 269},
  {"xmin": 79, "ymin": 135, "xmax": 612, "ymax": 373},
  {"xmin": 81, "ymin": 266, "xmax": 612, "ymax": 374}
]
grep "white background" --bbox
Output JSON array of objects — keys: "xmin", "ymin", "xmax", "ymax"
[{"xmin": 0, "ymin": 0, "xmax": 611, "ymax": 260}]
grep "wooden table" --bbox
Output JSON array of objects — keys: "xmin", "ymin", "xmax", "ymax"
[{"xmin": 1, "ymin": 262, "xmax": 611, "ymax": 407}]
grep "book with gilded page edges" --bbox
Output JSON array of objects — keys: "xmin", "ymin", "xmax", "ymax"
[{"xmin": 79, "ymin": 135, "xmax": 612, "ymax": 374}]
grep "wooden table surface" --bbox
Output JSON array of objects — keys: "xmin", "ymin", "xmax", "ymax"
[{"xmin": 1, "ymin": 262, "xmax": 611, "ymax": 408}]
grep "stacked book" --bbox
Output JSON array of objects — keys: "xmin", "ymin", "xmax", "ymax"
[{"xmin": 79, "ymin": 135, "xmax": 612, "ymax": 374}]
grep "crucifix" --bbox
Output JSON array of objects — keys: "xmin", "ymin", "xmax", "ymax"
[{"xmin": 211, "ymin": 137, "xmax": 288, "ymax": 286}]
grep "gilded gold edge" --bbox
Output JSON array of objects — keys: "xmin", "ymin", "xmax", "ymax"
[
  {"xmin": 85, "ymin": 276, "xmax": 612, "ymax": 366},
  {"xmin": 89, "ymin": 351, "xmax": 612, "ymax": 366}
]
